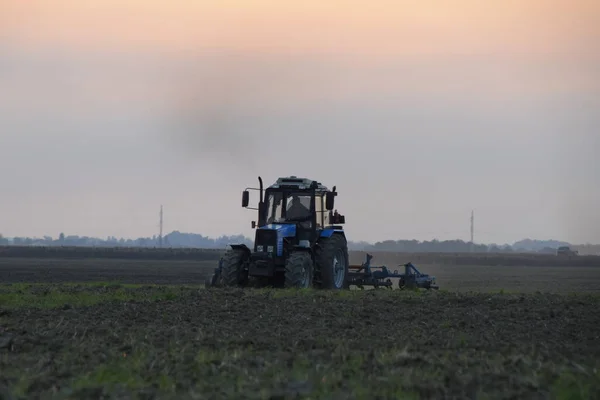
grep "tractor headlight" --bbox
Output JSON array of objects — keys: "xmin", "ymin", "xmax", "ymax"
[
  {"xmin": 267, "ymin": 246, "xmax": 274, "ymax": 253},
  {"xmin": 257, "ymin": 245, "xmax": 264, "ymax": 252}
]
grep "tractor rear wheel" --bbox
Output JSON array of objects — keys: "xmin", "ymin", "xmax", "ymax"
[
  {"xmin": 220, "ymin": 248, "xmax": 249, "ymax": 287},
  {"xmin": 284, "ymin": 251, "xmax": 313, "ymax": 288},
  {"xmin": 315, "ymin": 234, "xmax": 349, "ymax": 290}
]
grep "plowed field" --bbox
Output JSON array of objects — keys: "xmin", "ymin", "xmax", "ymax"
[
  {"xmin": 1, "ymin": 284, "xmax": 599, "ymax": 399},
  {"xmin": 1, "ymin": 256, "xmax": 599, "ymax": 293},
  {"xmin": 1, "ymin": 254, "xmax": 599, "ymax": 399}
]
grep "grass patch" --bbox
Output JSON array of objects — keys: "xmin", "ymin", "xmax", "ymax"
[
  {"xmin": 0, "ymin": 283, "xmax": 202, "ymax": 309},
  {"xmin": 59, "ymin": 347, "xmax": 423, "ymax": 399},
  {"xmin": 551, "ymin": 370, "xmax": 600, "ymax": 400},
  {"xmin": 3, "ymin": 283, "xmax": 599, "ymax": 311}
]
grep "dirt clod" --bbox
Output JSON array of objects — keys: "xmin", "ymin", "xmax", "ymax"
[{"xmin": 0, "ymin": 334, "xmax": 13, "ymax": 349}]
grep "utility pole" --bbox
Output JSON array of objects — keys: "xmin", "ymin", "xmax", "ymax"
[
  {"xmin": 159, "ymin": 205, "xmax": 163, "ymax": 248},
  {"xmin": 470, "ymin": 210, "xmax": 474, "ymax": 252}
]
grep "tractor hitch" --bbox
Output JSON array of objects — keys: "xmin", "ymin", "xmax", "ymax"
[{"xmin": 205, "ymin": 257, "xmax": 224, "ymax": 288}]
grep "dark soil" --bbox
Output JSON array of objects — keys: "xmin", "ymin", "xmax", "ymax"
[
  {"xmin": 1, "ymin": 245, "xmax": 598, "ymax": 267},
  {"xmin": 1, "ymin": 285, "xmax": 599, "ymax": 399},
  {"xmin": 0, "ymin": 258, "xmax": 214, "ymax": 285},
  {"xmin": 2, "ymin": 257, "xmax": 600, "ymax": 293}
]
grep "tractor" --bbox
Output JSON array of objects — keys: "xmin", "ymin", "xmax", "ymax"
[{"xmin": 211, "ymin": 176, "xmax": 349, "ymax": 289}]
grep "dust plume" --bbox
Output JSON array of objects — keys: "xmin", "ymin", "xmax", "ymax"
[
  {"xmin": 157, "ymin": 51, "xmax": 358, "ymax": 168},
  {"xmin": 160, "ymin": 57, "xmax": 258, "ymax": 166},
  {"xmin": 159, "ymin": 52, "xmax": 307, "ymax": 167}
]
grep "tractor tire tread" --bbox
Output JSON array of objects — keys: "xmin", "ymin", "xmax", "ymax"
[
  {"xmin": 314, "ymin": 233, "xmax": 349, "ymax": 290},
  {"xmin": 220, "ymin": 248, "xmax": 248, "ymax": 287},
  {"xmin": 284, "ymin": 251, "xmax": 313, "ymax": 289}
]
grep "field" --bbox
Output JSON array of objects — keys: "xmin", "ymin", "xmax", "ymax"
[
  {"xmin": 1, "ymin": 250, "xmax": 599, "ymax": 293},
  {"xmin": 1, "ymin": 248, "xmax": 600, "ymax": 399},
  {"xmin": 1, "ymin": 245, "xmax": 598, "ymax": 267}
]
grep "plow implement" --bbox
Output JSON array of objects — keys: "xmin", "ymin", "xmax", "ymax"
[
  {"xmin": 347, "ymin": 253, "xmax": 439, "ymax": 290},
  {"xmin": 205, "ymin": 258, "xmax": 224, "ymax": 288}
]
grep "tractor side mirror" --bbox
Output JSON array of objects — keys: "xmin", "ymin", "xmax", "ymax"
[
  {"xmin": 326, "ymin": 191, "xmax": 335, "ymax": 211},
  {"xmin": 251, "ymin": 221, "xmax": 256, "ymax": 229},
  {"xmin": 242, "ymin": 190, "xmax": 250, "ymax": 207}
]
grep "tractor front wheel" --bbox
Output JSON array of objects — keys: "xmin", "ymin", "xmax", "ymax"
[
  {"xmin": 220, "ymin": 248, "xmax": 249, "ymax": 287},
  {"xmin": 284, "ymin": 251, "xmax": 313, "ymax": 288}
]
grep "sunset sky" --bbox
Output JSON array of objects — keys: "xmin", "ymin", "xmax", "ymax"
[{"xmin": 1, "ymin": 0, "xmax": 599, "ymax": 244}]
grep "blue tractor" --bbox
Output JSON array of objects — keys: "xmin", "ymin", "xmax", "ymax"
[{"xmin": 214, "ymin": 176, "xmax": 349, "ymax": 289}]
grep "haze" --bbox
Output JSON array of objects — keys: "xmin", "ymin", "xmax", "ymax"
[{"xmin": 1, "ymin": 0, "xmax": 599, "ymax": 245}]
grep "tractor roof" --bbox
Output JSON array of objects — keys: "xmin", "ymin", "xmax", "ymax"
[{"xmin": 268, "ymin": 176, "xmax": 329, "ymax": 192}]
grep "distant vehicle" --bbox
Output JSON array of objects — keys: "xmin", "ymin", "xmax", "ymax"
[{"xmin": 557, "ymin": 246, "xmax": 578, "ymax": 256}]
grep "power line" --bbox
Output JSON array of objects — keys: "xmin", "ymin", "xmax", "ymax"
[
  {"xmin": 470, "ymin": 210, "xmax": 474, "ymax": 252},
  {"xmin": 159, "ymin": 205, "xmax": 163, "ymax": 248}
]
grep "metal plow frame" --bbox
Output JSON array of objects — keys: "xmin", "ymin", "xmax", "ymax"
[{"xmin": 347, "ymin": 253, "xmax": 439, "ymax": 290}]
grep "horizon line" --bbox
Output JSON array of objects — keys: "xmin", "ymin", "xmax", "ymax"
[{"xmin": 0, "ymin": 230, "xmax": 592, "ymax": 247}]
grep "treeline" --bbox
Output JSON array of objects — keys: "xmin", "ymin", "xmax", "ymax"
[
  {"xmin": 348, "ymin": 238, "xmax": 599, "ymax": 255},
  {"xmin": 0, "ymin": 231, "xmax": 253, "ymax": 249},
  {"xmin": 348, "ymin": 239, "xmax": 512, "ymax": 253},
  {"xmin": 1, "ymin": 232, "xmax": 596, "ymax": 255}
]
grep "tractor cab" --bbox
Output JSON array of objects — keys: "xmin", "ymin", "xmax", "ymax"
[
  {"xmin": 242, "ymin": 177, "xmax": 345, "ymax": 253},
  {"xmin": 217, "ymin": 175, "xmax": 350, "ymax": 289}
]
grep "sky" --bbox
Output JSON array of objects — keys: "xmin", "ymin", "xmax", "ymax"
[{"xmin": 1, "ymin": 0, "xmax": 599, "ymax": 245}]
